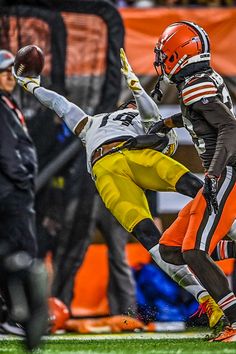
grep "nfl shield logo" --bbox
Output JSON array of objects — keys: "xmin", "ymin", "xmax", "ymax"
[{"xmin": 202, "ymin": 98, "xmax": 209, "ymax": 104}]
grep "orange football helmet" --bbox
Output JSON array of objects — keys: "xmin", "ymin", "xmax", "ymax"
[
  {"xmin": 48, "ymin": 297, "xmax": 70, "ymax": 333},
  {"xmin": 154, "ymin": 21, "xmax": 210, "ymax": 80}
]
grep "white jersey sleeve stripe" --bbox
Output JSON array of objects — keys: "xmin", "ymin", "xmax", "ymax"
[
  {"xmin": 182, "ymin": 81, "xmax": 215, "ymax": 95},
  {"xmin": 183, "ymin": 87, "xmax": 217, "ymax": 101}
]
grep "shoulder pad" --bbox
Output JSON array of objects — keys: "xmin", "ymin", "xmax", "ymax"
[{"xmin": 181, "ymin": 75, "xmax": 217, "ymax": 106}]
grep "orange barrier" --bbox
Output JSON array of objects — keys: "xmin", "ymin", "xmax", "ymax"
[
  {"xmin": 120, "ymin": 8, "xmax": 236, "ymax": 76},
  {"xmin": 65, "ymin": 315, "xmax": 145, "ymax": 333},
  {"xmin": 6, "ymin": 9, "xmax": 236, "ymax": 77},
  {"xmin": 61, "ymin": 13, "xmax": 107, "ymax": 76},
  {"xmin": 71, "ymin": 243, "xmax": 151, "ymax": 316}
]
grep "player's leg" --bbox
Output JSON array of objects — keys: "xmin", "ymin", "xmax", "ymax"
[
  {"xmin": 211, "ymin": 240, "xmax": 236, "ymax": 261},
  {"xmin": 157, "ymin": 200, "xmax": 209, "ymax": 298},
  {"xmin": 175, "ymin": 171, "xmax": 203, "ymax": 198},
  {"xmin": 125, "ymin": 148, "xmax": 203, "ymax": 199},
  {"xmin": 93, "ymin": 149, "xmax": 190, "ymax": 249},
  {"xmin": 93, "ymin": 152, "xmax": 157, "ymax": 233},
  {"xmin": 181, "ymin": 167, "xmax": 236, "ymax": 338},
  {"xmin": 213, "ymin": 220, "xmax": 236, "ymax": 261},
  {"xmin": 158, "ymin": 196, "xmax": 225, "ymax": 329},
  {"xmin": 163, "ymin": 169, "xmax": 236, "ymax": 263},
  {"xmin": 124, "ymin": 148, "xmax": 190, "ymax": 193}
]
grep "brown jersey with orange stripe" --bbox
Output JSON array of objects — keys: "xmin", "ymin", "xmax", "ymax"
[
  {"xmin": 172, "ymin": 68, "xmax": 236, "ymax": 177},
  {"xmin": 159, "ymin": 68, "xmax": 236, "ymax": 253}
]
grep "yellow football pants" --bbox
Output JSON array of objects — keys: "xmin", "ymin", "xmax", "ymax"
[{"xmin": 92, "ymin": 148, "xmax": 189, "ymax": 232}]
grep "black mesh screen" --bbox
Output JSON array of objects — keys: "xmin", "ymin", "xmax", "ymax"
[
  {"xmin": 0, "ymin": 1, "xmax": 124, "ymax": 186},
  {"xmin": 62, "ymin": 12, "xmax": 108, "ymax": 114}
]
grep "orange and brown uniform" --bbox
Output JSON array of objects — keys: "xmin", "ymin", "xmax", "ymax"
[{"xmin": 160, "ymin": 68, "xmax": 236, "ymax": 254}]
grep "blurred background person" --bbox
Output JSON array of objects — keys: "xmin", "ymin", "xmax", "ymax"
[{"xmin": 0, "ymin": 49, "xmax": 47, "ymax": 350}]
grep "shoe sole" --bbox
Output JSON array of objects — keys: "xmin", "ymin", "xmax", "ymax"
[
  {"xmin": 0, "ymin": 322, "xmax": 25, "ymax": 336},
  {"xmin": 222, "ymin": 334, "xmax": 236, "ymax": 342},
  {"xmin": 211, "ymin": 316, "xmax": 230, "ymax": 337},
  {"xmin": 209, "ymin": 332, "xmax": 236, "ymax": 342}
]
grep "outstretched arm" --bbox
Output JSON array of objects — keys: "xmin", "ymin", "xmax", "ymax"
[
  {"xmin": 120, "ymin": 48, "xmax": 161, "ymax": 132},
  {"xmin": 13, "ymin": 71, "xmax": 88, "ymax": 135},
  {"xmin": 34, "ymin": 87, "xmax": 88, "ymax": 135}
]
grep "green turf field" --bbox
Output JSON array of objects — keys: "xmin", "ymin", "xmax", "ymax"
[
  {"xmin": 0, "ymin": 333, "xmax": 236, "ymax": 354},
  {"xmin": 1, "ymin": 338, "xmax": 236, "ymax": 354}
]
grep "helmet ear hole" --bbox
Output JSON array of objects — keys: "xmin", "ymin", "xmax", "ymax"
[{"xmin": 169, "ymin": 55, "xmax": 175, "ymax": 63}]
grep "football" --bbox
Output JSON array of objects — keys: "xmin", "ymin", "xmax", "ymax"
[{"xmin": 14, "ymin": 45, "xmax": 44, "ymax": 78}]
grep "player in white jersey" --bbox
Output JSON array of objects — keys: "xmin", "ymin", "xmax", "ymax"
[{"xmin": 13, "ymin": 50, "xmax": 225, "ymax": 331}]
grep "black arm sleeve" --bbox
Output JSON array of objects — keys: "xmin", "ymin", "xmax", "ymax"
[
  {"xmin": 127, "ymin": 134, "xmax": 169, "ymax": 151},
  {"xmin": 193, "ymin": 97, "xmax": 236, "ymax": 177}
]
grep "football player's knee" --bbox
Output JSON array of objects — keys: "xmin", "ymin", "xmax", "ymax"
[
  {"xmin": 133, "ymin": 218, "xmax": 159, "ymax": 236},
  {"xmin": 159, "ymin": 244, "xmax": 183, "ymax": 265},
  {"xmin": 132, "ymin": 218, "xmax": 161, "ymax": 250},
  {"xmin": 176, "ymin": 172, "xmax": 203, "ymax": 198},
  {"xmin": 182, "ymin": 249, "xmax": 205, "ymax": 266}
]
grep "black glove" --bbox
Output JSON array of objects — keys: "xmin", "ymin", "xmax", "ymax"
[
  {"xmin": 202, "ymin": 174, "xmax": 219, "ymax": 215},
  {"xmin": 148, "ymin": 120, "xmax": 171, "ymax": 134},
  {"xmin": 123, "ymin": 134, "xmax": 168, "ymax": 151}
]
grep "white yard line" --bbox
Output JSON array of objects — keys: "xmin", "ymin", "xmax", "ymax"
[{"xmin": 0, "ymin": 331, "xmax": 208, "ymax": 341}]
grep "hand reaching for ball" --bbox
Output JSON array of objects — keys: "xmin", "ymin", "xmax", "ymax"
[{"xmin": 13, "ymin": 45, "xmax": 44, "ymax": 94}]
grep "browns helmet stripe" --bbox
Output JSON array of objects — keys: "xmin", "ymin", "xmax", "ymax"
[{"xmin": 180, "ymin": 21, "xmax": 210, "ymax": 54}]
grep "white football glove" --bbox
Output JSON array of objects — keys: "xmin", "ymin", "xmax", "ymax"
[
  {"xmin": 12, "ymin": 67, "xmax": 40, "ymax": 94},
  {"xmin": 120, "ymin": 48, "xmax": 142, "ymax": 95},
  {"xmin": 162, "ymin": 129, "xmax": 178, "ymax": 157}
]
